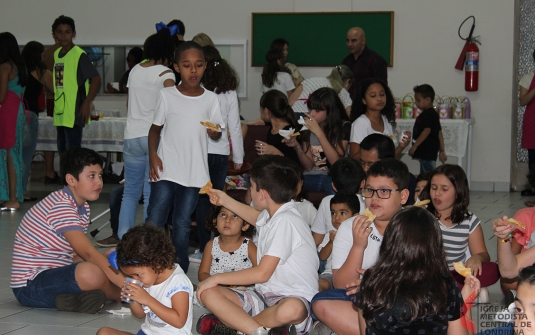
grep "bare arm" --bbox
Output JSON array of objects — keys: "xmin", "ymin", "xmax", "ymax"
[
  {"xmin": 40, "ymin": 69, "xmax": 54, "ymax": 94},
  {"xmin": 520, "ymin": 86, "xmax": 535, "ymax": 106},
  {"xmin": 0, "ymin": 62, "xmax": 11, "ymax": 103},
  {"xmin": 135, "ymin": 290, "xmax": 190, "ymax": 328},
  {"xmin": 62, "ymin": 230, "xmax": 124, "ymax": 288},
  {"xmin": 208, "ymin": 189, "xmax": 260, "ymax": 225},
  {"xmin": 80, "ymin": 75, "xmax": 101, "ymax": 124},
  {"xmin": 313, "ymin": 232, "xmax": 326, "ymax": 248},
  {"xmin": 465, "ymin": 225, "xmax": 491, "ymax": 276},
  {"xmin": 288, "ymin": 84, "xmax": 303, "ymax": 106},
  {"xmin": 148, "ymin": 125, "xmax": 164, "ymax": 181},
  {"xmin": 248, "ymin": 241, "xmax": 258, "ymax": 266},
  {"xmin": 349, "ymin": 142, "xmax": 361, "ymax": 160},
  {"xmin": 438, "ymin": 130, "xmax": 447, "ymax": 163},
  {"xmin": 198, "ymin": 241, "xmax": 214, "ymax": 282}
]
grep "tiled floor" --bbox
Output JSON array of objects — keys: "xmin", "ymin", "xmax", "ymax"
[{"xmin": 0, "ymin": 181, "xmax": 528, "ymax": 334}]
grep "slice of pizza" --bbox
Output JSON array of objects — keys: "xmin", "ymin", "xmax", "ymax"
[
  {"xmin": 200, "ymin": 120, "xmax": 221, "ymax": 132},
  {"xmin": 506, "ymin": 217, "xmax": 526, "ymax": 230},
  {"xmin": 413, "ymin": 199, "xmax": 430, "ymax": 207},
  {"xmin": 199, "ymin": 181, "xmax": 213, "ymax": 194},
  {"xmin": 363, "ymin": 208, "xmax": 376, "ymax": 223},
  {"xmin": 289, "ymin": 132, "xmax": 301, "ymax": 137},
  {"xmin": 453, "ymin": 262, "xmax": 472, "ymax": 277}
]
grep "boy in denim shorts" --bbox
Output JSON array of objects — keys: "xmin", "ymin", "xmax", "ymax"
[
  {"xmin": 196, "ymin": 155, "xmax": 319, "ymax": 335},
  {"xmin": 10, "ymin": 147, "xmax": 124, "ymax": 313}
]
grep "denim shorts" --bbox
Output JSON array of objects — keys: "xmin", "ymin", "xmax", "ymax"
[
  {"xmin": 310, "ymin": 288, "xmax": 354, "ymax": 321},
  {"xmin": 12, "ymin": 263, "xmax": 82, "ymax": 308}
]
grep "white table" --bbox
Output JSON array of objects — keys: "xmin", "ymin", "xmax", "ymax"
[
  {"xmin": 395, "ymin": 118, "xmax": 475, "ymax": 184},
  {"xmin": 36, "ymin": 115, "xmax": 126, "ymax": 152}
]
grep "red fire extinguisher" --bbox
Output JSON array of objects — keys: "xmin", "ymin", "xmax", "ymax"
[{"xmin": 465, "ymin": 40, "xmax": 479, "ymax": 91}]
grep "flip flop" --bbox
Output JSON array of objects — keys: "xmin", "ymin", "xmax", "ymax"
[
  {"xmin": 55, "ymin": 290, "xmax": 106, "ymax": 314},
  {"xmin": 0, "ymin": 206, "xmax": 19, "ymax": 212}
]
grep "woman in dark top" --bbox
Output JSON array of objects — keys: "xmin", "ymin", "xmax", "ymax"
[
  {"xmin": 254, "ymin": 90, "xmax": 299, "ymax": 165},
  {"xmin": 356, "ymin": 207, "xmax": 479, "ymax": 335},
  {"xmin": 21, "ymin": 41, "xmax": 53, "ymax": 200}
]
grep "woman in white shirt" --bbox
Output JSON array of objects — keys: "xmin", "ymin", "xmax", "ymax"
[{"xmin": 260, "ymin": 49, "xmax": 295, "ymax": 97}]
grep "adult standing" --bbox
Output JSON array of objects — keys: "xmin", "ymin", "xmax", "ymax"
[
  {"xmin": 342, "ymin": 27, "xmax": 387, "ymax": 99},
  {"xmin": 519, "ymin": 49, "xmax": 535, "ymax": 206}
]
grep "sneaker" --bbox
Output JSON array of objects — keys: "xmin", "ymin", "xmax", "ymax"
[
  {"xmin": 44, "ymin": 172, "xmax": 60, "ymax": 184},
  {"xmin": 55, "ymin": 290, "xmax": 106, "ymax": 314},
  {"xmin": 197, "ymin": 313, "xmax": 222, "ymax": 335},
  {"xmin": 310, "ymin": 321, "xmax": 336, "ymax": 335},
  {"xmin": 476, "ymin": 287, "xmax": 490, "ymax": 304},
  {"xmin": 95, "ymin": 235, "xmax": 119, "ymax": 247},
  {"xmin": 213, "ymin": 323, "xmax": 238, "ymax": 335},
  {"xmin": 268, "ymin": 325, "xmax": 296, "ymax": 335},
  {"xmin": 189, "ymin": 249, "xmax": 203, "ymax": 263}
]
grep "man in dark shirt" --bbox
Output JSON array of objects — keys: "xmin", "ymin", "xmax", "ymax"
[{"xmin": 342, "ymin": 27, "xmax": 388, "ymax": 99}]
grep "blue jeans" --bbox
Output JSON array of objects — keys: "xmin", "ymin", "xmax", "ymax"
[
  {"xmin": 118, "ymin": 137, "xmax": 150, "ymax": 239},
  {"xmin": 22, "ymin": 112, "xmax": 38, "ymax": 194},
  {"xmin": 304, "ymin": 174, "xmax": 335, "ymax": 196},
  {"xmin": 195, "ymin": 154, "xmax": 228, "ymax": 252},
  {"xmin": 310, "ymin": 288, "xmax": 354, "ymax": 321},
  {"xmin": 12, "ymin": 263, "xmax": 81, "ymax": 308},
  {"xmin": 56, "ymin": 125, "xmax": 83, "ymax": 155},
  {"xmin": 419, "ymin": 159, "xmax": 436, "ymax": 174},
  {"xmin": 146, "ymin": 180, "xmax": 200, "ymax": 273}
]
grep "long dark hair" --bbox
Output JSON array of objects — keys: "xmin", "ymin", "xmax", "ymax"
[
  {"xmin": 201, "ymin": 45, "xmax": 238, "ymax": 94},
  {"xmin": 0, "ymin": 32, "xmax": 27, "ymax": 87},
  {"xmin": 301, "ymin": 87, "xmax": 349, "ymax": 150},
  {"xmin": 350, "ymin": 77, "xmax": 395, "ymax": 123},
  {"xmin": 424, "ymin": 164, "xmax": 471, "ymax": 224},
  {"xmin": 21, "ymin": 41, "xmax": 46, "ymax": 80},
  {"xmin": 261, "ymin": 50, "xmax": 284, "ymax": 88},
  {"xmin": 259, "ymin": 90, "xmax": 296, "ymax": 128},
  {"xmin": 358, "ymin": 207, "xmax": 450, "ymax": 322}
]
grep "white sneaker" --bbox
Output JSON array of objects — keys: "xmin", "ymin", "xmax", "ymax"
[{"xmin": 189, "ymin": 249, "xmax": 203, "ymax": 263}]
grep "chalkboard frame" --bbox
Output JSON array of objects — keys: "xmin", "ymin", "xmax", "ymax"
[{"xmin": 251, "ymin": 11, "xmax": 394, "ymax": 67}]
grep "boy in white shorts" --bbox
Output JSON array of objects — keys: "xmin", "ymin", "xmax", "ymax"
[{"xmin": 196, "ymin": 155, "xmax": 319, "ymax": 335}]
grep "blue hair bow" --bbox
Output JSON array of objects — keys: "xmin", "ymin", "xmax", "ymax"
[
  {"xmin": 155, "ymin": 22, "xmax": 180, "ymax": 36},
  {"xmin": 108, "ymin": 249, "xmax": 138, "ymax": 271}
]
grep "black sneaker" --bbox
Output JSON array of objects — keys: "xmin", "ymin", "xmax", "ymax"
[
  {"xmin": 95, "ymin": 235, "xmax": 119, "ymax": 247},
  {"xmin": 55, "ymin": 290, "xmax": 106, "ymax": 314},
  {"xmin": 213, "ymin": 323, "xmax": 238, "ymax": 335},
  {"xmin": 44, "ymin": 173, "xmax": 60, "ymax": 184}
]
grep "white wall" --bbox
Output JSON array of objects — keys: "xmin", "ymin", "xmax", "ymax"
[{"xmin": 0, "ymin": 0, "xmax": 515, "ymax": 188}]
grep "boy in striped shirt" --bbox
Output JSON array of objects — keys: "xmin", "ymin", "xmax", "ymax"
[{"xmin": 10, "ymin": 147, "xmax": 124, "ymax": 313}]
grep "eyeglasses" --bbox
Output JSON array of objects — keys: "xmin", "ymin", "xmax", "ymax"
[{"xmin": 361, "ymin": 188, "xmax": 401, "ymax": 199}]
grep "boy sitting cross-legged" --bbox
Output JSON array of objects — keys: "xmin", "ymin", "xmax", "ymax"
[
  {"xmin": 10, "ymin": 147, "xmax": 124, "ymax": 314},
  {"xmin": 196, "ymin": 155, "xmax": 319, "ymax": 335}
]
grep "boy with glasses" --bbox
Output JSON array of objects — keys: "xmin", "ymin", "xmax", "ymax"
[{"xmin": 310, "ymin": 158, "xmax": 410, "ymax": 335}]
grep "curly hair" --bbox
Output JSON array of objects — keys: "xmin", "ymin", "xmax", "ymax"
[
  {"xmin": 350, "ymin": 78, "xmax": 395, "ymax": 123},
  {"xmin": 205, "ymin": 196, "xmax": 255, "ymax": 238},
  {"xmin": 261, "ymin": 50, "xmax": 284, "ymax": 88},
  {"xmin": 116, "ymin": 225, "xmax": 176, "ymax": 274},
  {"xmin": 201, "ymin": 45, "xmax": 238, "ymax": 94}
]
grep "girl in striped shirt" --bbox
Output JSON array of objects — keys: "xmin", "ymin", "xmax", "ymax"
[{"xmin": 424, "ymin": 164, "xmax": 499, "ymax": 299}]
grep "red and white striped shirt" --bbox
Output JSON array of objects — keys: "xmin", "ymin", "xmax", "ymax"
[{"xmin": 10, "ymin": 187, "xmax": 90, "ymax": 288}]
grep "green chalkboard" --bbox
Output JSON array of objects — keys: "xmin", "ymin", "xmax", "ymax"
[{"xmin": 252, "ymin": 12, "xmax": 394, "ymax": 67}]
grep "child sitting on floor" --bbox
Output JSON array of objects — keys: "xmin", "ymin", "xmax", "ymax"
[
  {"xmin": 198, "ymin": 197, "xmax": 257, "ymax": 282},
  {"xmin": 10, "ymin": 147, "xmax": 124, "ymax": 314},
  {"xmin": 318, "ymin": 193, "xmax": 360, "ymax": 291},
  {"xmin": 196, "ymin": 155, "xmax": 319, "ymax": 335},
  {"xmin": 97, "ymin": 225, "xmax": 193, "ymax": 335}
]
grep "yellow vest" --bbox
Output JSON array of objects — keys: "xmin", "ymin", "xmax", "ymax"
[{"xmin": 53, "ymin": 46, "xmax": 89, "ymax": 127}]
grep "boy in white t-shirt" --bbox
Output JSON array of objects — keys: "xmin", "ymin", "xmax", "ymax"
[
  {"xmin": 196, "ymin": 156, "xmax": 318, "ymax": 335},
  {"xmin": 310, "ymin": 158, "xmax": 410, "ymax": 335},
  {"xmin": 318, "ymin": 193, "xmax": 360, "ymax": 291},
  {"xmin": 146, "ymin": 42, "xmax": 224, "ymax": 274}
]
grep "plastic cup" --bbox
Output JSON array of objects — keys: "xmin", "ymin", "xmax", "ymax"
[{"xmin": 122, "ymin": 277, "xmax": 143, "ymax": 304}]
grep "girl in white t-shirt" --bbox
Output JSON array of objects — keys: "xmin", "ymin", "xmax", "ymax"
[
  {"xmin": 146, "ymin": 42, "xmax": 224, "ymax": 273},
  {"xmin": 260, "ymin": 50, "xmax": 295, "ymax": 97},
  {"xmin": 349, "ymin": 78, "xmax": 410, "ymax": 160},
  {"xmin": 190, "ymin": 45, "xmax": 245, "ymax": 263},
  {"xmin": 198, "ymin": 198, "xmax": 257, "ymax": 283},
  {"xmin": 99, "ymin": 225, "xmax": 193, "ymax": 335},
  {"xmin": 118, "ymin": 29, "xmax": 176, "ymax": 239},
  {"xmin": 284, "ymin": 87, "xmax": 351, "ymax": 196}
]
